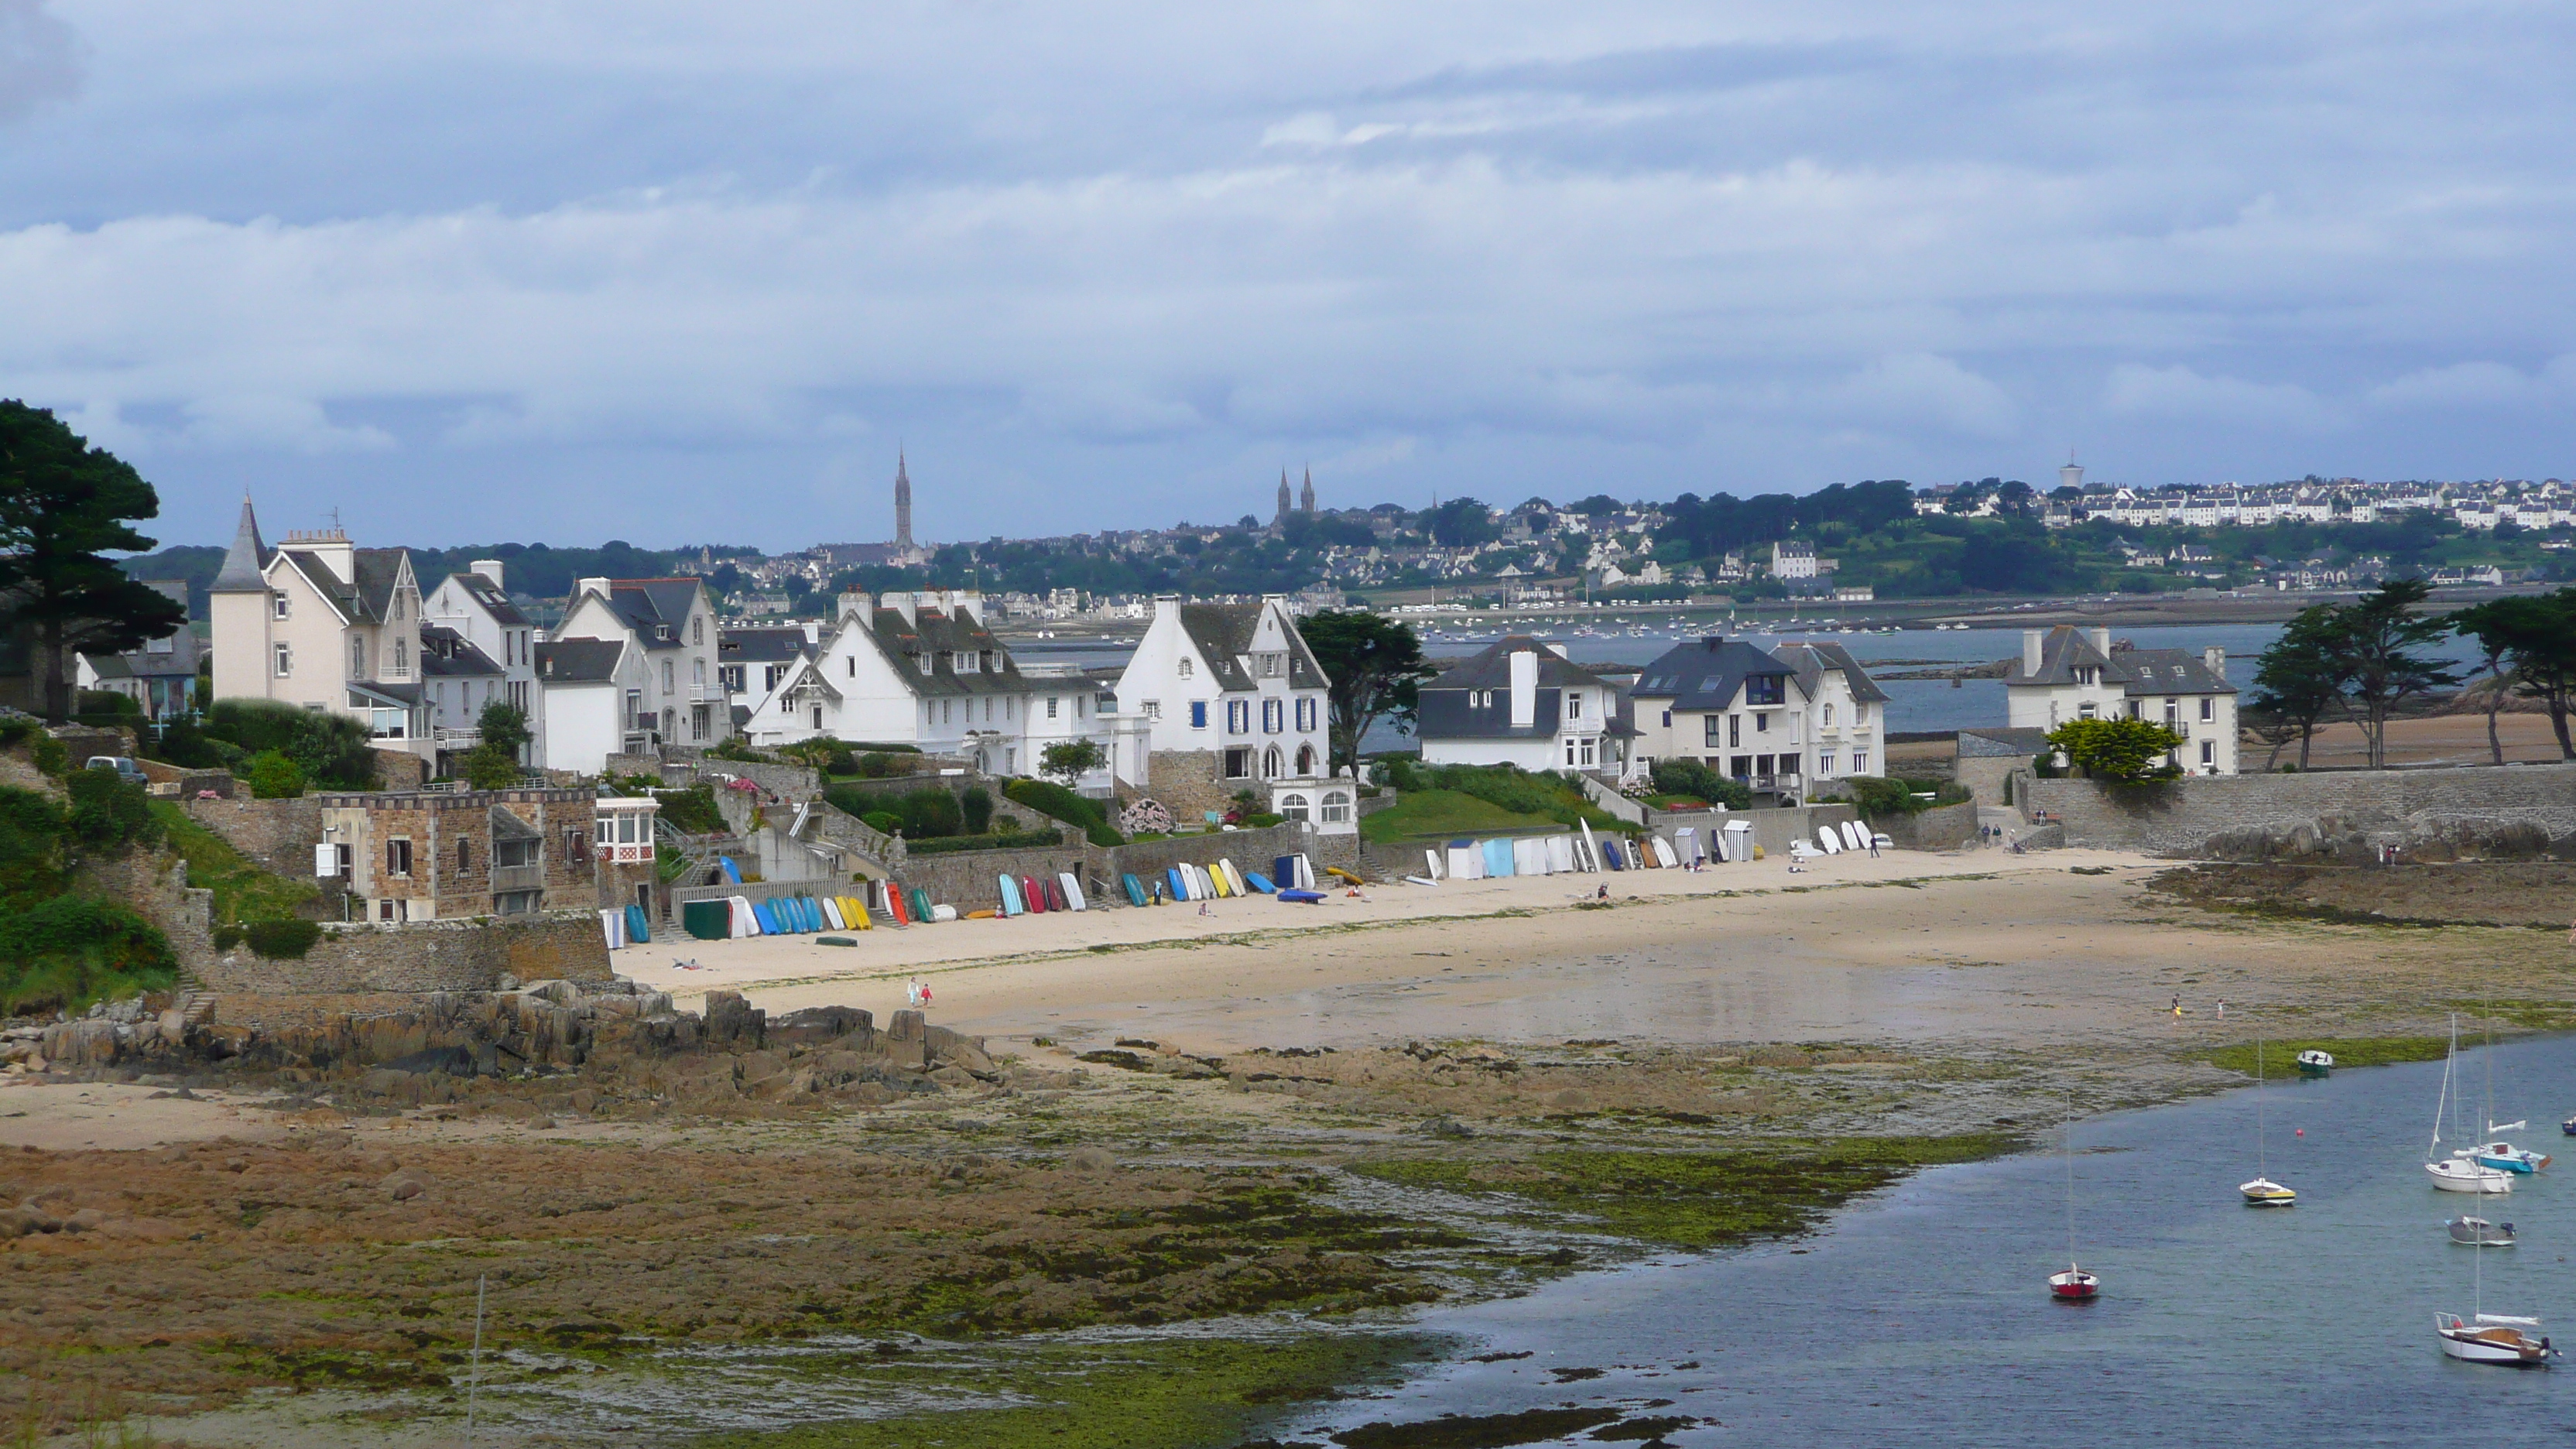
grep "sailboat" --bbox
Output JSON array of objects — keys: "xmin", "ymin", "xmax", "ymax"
[
  {"xmin": 2429, "ymin": 1016, "xmax": 2516, "ymax": 1194},
  {"xmin": 2239, "ymin": 1028, "xmax": 2297, "ymax": 1206},
  {"xmin": 2436, "ymin": 1214, "xmax": 2557, "ymax": 1366},
  {"xmin": 2468, "ymin": 1013, "xmax": 2551, "ymax": 1174},
  {"xmin": 2049, "ymin": 1099, "xmax": 2099, "ymax": 1300}
]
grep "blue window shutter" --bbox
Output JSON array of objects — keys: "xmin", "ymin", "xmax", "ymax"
[{"xmin": 1190, "ymin": 701, "xmax": 1208, "ymax": 728}]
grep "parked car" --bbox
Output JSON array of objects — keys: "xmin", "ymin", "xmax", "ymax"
[{"xmin": 85, "ymin": 756, "xmax": 147, "ymax": 784}]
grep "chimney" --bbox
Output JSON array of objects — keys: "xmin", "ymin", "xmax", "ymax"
[
  {"xmin": 471, "ymin": 558, "xmax": 505, "ymax": 591},
  {"xmin": 2204, "ymin": 646, "xmax": 2227, "ymax": 680},
  {"xmin": 1153, "ymin": 594, "xmax": 1181, "ymax": 628},
  {"xmin": 802, "ymin": 620, "xmax": 820, "ymax": 645},
  {"xmin": 1509, "ymin": 649, "xmax": 1539, "ymax": 729},
  {"xmin": 576, "ymin": 576, "xmax": 611, "ymax": 604},
  {"xmin": 2022, "ymin": 629, "xmax": 2043, "ymax": 677},
  {"xmin": 837, "ymin": 590, "xmax": 871, "ymax": 622},
  {"xmin": 887, "ymin": 591, "xmax": 918, "ymax": 628},
  {"xmin": 951, "ymin": 590, "xmax": 982, "ymax": 627},
  {"xmin": 2091, "ymin": 626, "xmax": 2112, "ymax": 656}
]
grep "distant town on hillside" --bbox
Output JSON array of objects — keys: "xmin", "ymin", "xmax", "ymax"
[{"xmin": 125, "ymin": 465, "xmax": 2576, "ymax": 625}]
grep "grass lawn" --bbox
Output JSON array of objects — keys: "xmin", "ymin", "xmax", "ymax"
[
  {"xmin": 149, "ymin": 800, "xmax": 320, "ymax": 925},
  {"xmin": 1358, "ymin": 788, "xmax": 1570, "ymax": 844}
]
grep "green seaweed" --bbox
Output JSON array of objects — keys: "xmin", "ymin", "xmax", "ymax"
[
  {"xmin": 2201, "ymin": 1036, "xmax": 2451, "ymax": 1076},
  {"xmin": 685, "ymin": 1333, "xmax": 1436, "ymax": 1449},
  {"xmin": 1348, "ymin": 1135, "xmax": 2017, "ymax": 1249}
]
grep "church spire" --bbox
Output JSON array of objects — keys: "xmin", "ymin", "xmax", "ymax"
[
  {"xmin": 1300, "ymin": 467, "xmax": 1315, "ymax": 516},
  {"xmin": 208, "ymin": 493, "xmax": 269, "ymax": 594},
  {"xmin": 893, "ymin": 450, "xmax": 915, "ymax": 550},
  {"xmin": 1275, "ymin": 469, "xmax": 1292, "ymax": 527}
]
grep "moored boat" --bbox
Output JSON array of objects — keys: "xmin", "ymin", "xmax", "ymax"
[
  {"xmin": 2295, "ymin": 1050, "xmax": 2333, "ymax": 1077},
  {"xmin": 2050, "ymin": 1099, "xmax": 2099, "ymax": 1300},
  {"xmin": 2239, "ymin": 1023, "xmax": 2295, "ymax": 1206},
  {"xmin": 2049, "ymin": 1267, "xmax": 2099, "ymax": 1301},
  {"xmin": 2448, "ymin": 1216, "xmax": 2517, "ymax": 1248},
  {"xmin": 2472, "ymin": 1140, "xmax": 2550, "ymax": 1174},
  {"xmin": 2429, "ymin": 1018, "xmax": 2514, "ymax": 1194},
  {"xmin": 2436, "ymin": 1314, "xmax": 2557, "ymax": 1366},
  {"xmin": 2240, "ymin": 1176, "xmax": 2297, "ymax": 1207}
]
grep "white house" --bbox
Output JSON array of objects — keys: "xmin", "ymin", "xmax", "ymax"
[
  {"xmin": 1625, "ymin": 636, "xmax": 1806, "ymax": 796},
  {"xmin": 423, "ymin": 560, "xmax": 545, "ymax": 769},
  {"xmin": 738, "ymin": 590, "xmax": 1146, "ymax": 792},
  {"xmin": 548, "ymin": 575, "xmax": 728, "ymax": 759},
  {"xmin": 533, "ymin": 638, "xmax": 643, "ymax": 775},
  {"xmin": 1114, "ymin": 594, "xmax": 1344, "ymax": 829},
  {"xmin": 2003, "ymin": 625, "xmax": 2240, "ymax": 775},
  {"xmin": 1413, "ymin": 635, "xmax": 1622, "ymax": 774},
  {"xmin": 417, "ymin": 624, "xmax": 506, "ymax": 774},
  {"xmin": 1767, "ymin": 641, "xmax": 1889, "ymax": 784},
  {"xmin": 205, "ymin": 496, "xmax": 434, "ymax": 765}
]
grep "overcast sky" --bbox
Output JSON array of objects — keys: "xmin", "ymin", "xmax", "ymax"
[{"xmin": 4, "ymin": 2, "xmax": 2571, "ymax": 553}]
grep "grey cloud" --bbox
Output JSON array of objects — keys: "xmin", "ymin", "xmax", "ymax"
[{"xmin": 0, "ymin": 0, "xmax": 77, "ymax": 124}]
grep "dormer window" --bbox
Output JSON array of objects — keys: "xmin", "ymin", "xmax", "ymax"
[{"xmin": 656, "ymin": 624, "xmax": 674, "ymax": 642}]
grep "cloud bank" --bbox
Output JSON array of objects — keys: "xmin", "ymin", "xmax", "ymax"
[{"xmin": 3, "ymin": 2, "xmax": 2572, "ymax": 547}]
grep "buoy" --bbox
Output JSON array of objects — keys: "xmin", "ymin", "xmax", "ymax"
[{"xmin": 2294, "ymin": 1128, "xmax": 2304, "ymax": 1137}]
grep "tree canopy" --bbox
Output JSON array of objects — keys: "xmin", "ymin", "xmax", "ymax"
[
  {"xmin": 2044, "ymin": 717, "xmax": 2187, "ymax": 779},
  {"xmin": 1299, "ymin": 610, "xmax": 1436, "ymax": 772},
  {"xmin": 2449, "ymin": 589, "xmax": 2576, "ymax": 760},
  {"xmin": 0, "ymin": 402, "xmax": 189, "ymax": 721}
]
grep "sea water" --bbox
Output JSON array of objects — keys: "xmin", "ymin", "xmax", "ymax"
[{"xmin": 1286, "ymin": 1036, "xmax": 2576, "ymax": 1446}]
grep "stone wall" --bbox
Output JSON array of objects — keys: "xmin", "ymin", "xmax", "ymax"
[
  {"xmin": 1103, "ymin": 821, "xmax": 1315, "ymax": 895},
  {"xmin": 193, "ymin": 909, "xmax": 612, "ymax": 995},
  {"xmin": 372, "ymin": 746, "xmax": 429, "ymax": 791},
  {"xmin": 1874, "ymin": 800, "xmax": 1979, "ymax": 851},
  {"xmin": 81, "ymin": 848, "xmax": 220, "ymax": 975},
  {"xmin": 2019, "ymin": 761, "xmax": 2576, "ymax": 859},
  {"xmin": 894, "ymin": 843, "xmax": 1098, "ymax": 914},
  {"xmin": 1145, "ymin": 749, "xmax": 1235, "ymax": 824},
  {"xmin": 183, "ymin": 795, "xmax": 326, "ymax": 878},
  {"xmin": 1955, "ymin": 755, "xmax": 2024, "ymax": 808}
]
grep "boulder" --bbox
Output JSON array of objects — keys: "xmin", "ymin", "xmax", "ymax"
[
  {"xmin": 1066, "ymin": 1145, "xmax": 1117, "ymax": 1174},
  {"xmin": 382, "ymin": 1172, "xmax": 427, "ymax": 1201}
]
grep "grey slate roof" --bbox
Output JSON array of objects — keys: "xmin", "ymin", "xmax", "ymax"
[
  {"xmin": 1420, "ymin": 635, "xmax": 1610, "ymax": 694},
  {"xmin": 1177, "ymin": 602, "xmax": 1327, "ymax": 691},
  {"xmin": 600, "ymin": 579, "xmax": 704, "ymax": 648},
  {"xmin": 2005, "ymin": 626, "xmax": 2235, "ymax": 697},
  {"xmin": 535, "ymin": 638, "xmax": 625, "ymax": 684},
  {"xmin": 1769, "ymin": 640, "xmax": 1892, "ymax": 706},
  {"xmin": 718, "ymin": 626, "xmax": 814, "ymax": 666},
  {"xmin": 419, "ymin": 624, "xmax": 502, "ymax": 678},
  {"xmin": 276, "ymin": 546, "xmax": 409, "ymax": 625},
  {"xmin": 442, "ymin": 571, "xmax": 528, "ymax": 627},
  {"xmin": 1628, "ymin": 636, "xmax": 1794, "ymax": 711},
  {"xmin": 1415, "ymin": 636, "xmax": 1615, "ymax": 742},
  {"xmin": 210, "ymin": 497, "xmax": 269, "ymax": 594},
  {"xmin": 1958, "ymin": 726, "xmax": 2052, "ymax": 758},
  {"xmin": 859, "ymin": 605, "xmax": 1026, "ymax": 700}
]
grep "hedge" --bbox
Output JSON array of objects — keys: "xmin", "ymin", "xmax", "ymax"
[
  {"xmin": 904, "ymin": 828, "xmax": 1067, "ymax": 855},
  {"xmin": 1002, "ymin": 779, "xmax": 1123, "ymax": 846},
  {"xmin": 0, "ymin": 896, "xmax": 178, "ymax": 1015}
]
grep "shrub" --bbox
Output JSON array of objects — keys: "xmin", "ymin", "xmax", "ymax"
[
  {"xmin": 1844, "ymin": 776, "xmax": 1968, "ymax": 820},
  {"xmin": 960, "ymin": 785, "xmax": 994, "ymax": 834},
  {"xmin": 203, "ymin": 699, "xmax": 375, "ymax": 789},
  {"xmin": 211, "ymin": 924, "xmax": 242, "ymax": 953},
  {"xmin": 458, "ymin": 744, "xmax": 523, "ymax": 790},
  {"xmin": 65, "ymin": 768, "xmax": 158, "ymax": 851},
  {"xmin": 1003, "ymin": 778, "xmax": 1123, "ymax": 846},
  {"xmin": 862, "ymin": 810, "xmax": 903, "ymax": 836},
  {"xmin": 903, "ymin": 828, "xmax": 1066, "ymax": 855},
  {"xmin": 1240, "ymin": 812, "xmax": 1284, "ymax": 829},
  {"xmin": 1648, "ymin": 758, "xmax": 1752, "ymax": 810},
  {"xmin": 29, "ymin": 735, "xmax": 67, "ymax": 778},
  {"xmin": 857, "ymin": 752, "xmax": 896, "ymax": 779},
  {"xmin": 899, "ymin": 788, "xmax": 963, "ymax": 838},
  {"xmin": 243, "ymin": 919, "xmax": 324, "ymax": 959},
  {"xmin": 0, "ymin": 786, "xmax": 67, "ymax": 906},
  {"xmin": 655, "ymin": 784, "xmax": 727, "ymax": 835},
  {"xmin": 149, "ymin": 718, "xmax": 245, "ymax": 770},
  {"xmin": 246, "ymin": 750, "xmax": 307, "ymax": 799},
  {"xmin": 0, "ymin": 896, "xmax": 179, "ymax": 1015}
]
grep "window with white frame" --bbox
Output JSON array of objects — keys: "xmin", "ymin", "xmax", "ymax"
[
  {"xmin": 1822, "ymin": 703, "xmax": 1834, "ymax": 726},
  {"xmin": 1564, "ymin": 737, "xmax": 1580, "ymax": 767},
  {"xmin": 2201, "ymin": 697, "xmax": 2215, "ymax": 721},
  {"xmin": 1144, "ymin": 700, "xmax": 1162, "ymax": 721},
  {"xmin": 1579, "ymin": 738, "xmax": 1596, "ymax": 766},
  {"xmin": 1177, "ymin": 657, "xmax": 1194, "ymax": 679},
  {"xmin": 1567, "ymin": 692, "xmax": 1581, "ymax": 719},
  {"xmin": 1295, "ymin": 697, "xmax": 1315, "ymax": 731},
  {"xmin": 1279, "ymin": 792, "xmax": 1310, "ymax": 822},
  {"xmin": 1320, "ymin": 790, "xmax": 1351, "ymax": 823},
  {"xmin": 1852, "ymin": 749, "xmax": 1868, "ymax": 772},
  {"xmin": 274, "ymin": 643, "xmax": 293, "ymax": 677},
  {"xmin": 1262, "ymin": 698, "xmax": 1283, "ymax": 733},
  {"xmin": 273, "ymin": 595, "xmax": 290, "ymax": 619},
  {"xmin": 1820, "ymin": 752, "xmax": 1836, "ymax": 775},
  {"xmin": 1046, "ymin": 696, "xmax": 1059, "ymax": 718},
  {"xmin": 1227, "ymin": 699, "xmax": 1248, "ymax": 734}
]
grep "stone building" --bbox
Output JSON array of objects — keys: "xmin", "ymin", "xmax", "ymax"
[{"xmin": 317, "ymin": 786, "xmax": 602, "ymax": 923}]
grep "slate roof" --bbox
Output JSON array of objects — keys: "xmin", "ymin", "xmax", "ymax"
[
  {"xmin": 718, "ymin": 626, "xmax": 814, "ymax": 666},
  {"xmin": 1420, "ymin": 635, "xmax": 1610, "ymax": 694},
  {"xmin": 419, "ymin": 624, "xmax": 502, "ymax": 678},
  {"xmin": 1769, "ymin": 640, "xmax": 1892, "ymax": 705},
  {"xmin": 2004, "ymin": 626, "xmax": 2235, "ymax": 697},
  {"xmin": 857, "ymin": 605, "xmax": 1027, "ymax": 700},
  {"xmin": 209, "ymin": 497, "xmax": 269, "ymax": 594},
  {"xmin": 1958, "ymin": 726, "xmax": 2053, "ymax": 758},
  {"xmin": 534, "ymin": 639, "xmax": 625, "ymax": 684},
  {"xmin": 1628, "ymin": 637, "xmax": 1795, "ymax": 711},
  {"xmin": 1414, "ymin": 636, "xmax": 1617, "ymax": 742},
  {"xmin": 441, "ymin": 571, "xmax": 528, "ymax": 627},
  {"xmin": 275, "ymin": 546, "xmax": 409, "ymax": 625},
  {"xmin": 599, "ymin": 579, "xmax": 704, "ymax": 648},
  {"xmin": 1177, "ymin": 602, "xmax": 1328, "ymax": 691}
]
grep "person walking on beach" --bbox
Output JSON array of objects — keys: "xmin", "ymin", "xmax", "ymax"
[{"xmin": 2170, "ymin": 994, "xmax": 2184, "ymax": 1023}]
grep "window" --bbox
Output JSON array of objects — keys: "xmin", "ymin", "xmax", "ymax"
[
  {"xmin": 1565, "ymin": 737, "xmax": 1580, "ymax": 767},
  {"xmin": 1822, "ymin": 703, "xmax": 1834, "ymax": 727},
  {"xmin": 812, "ymin": 706, "xmax": 824, "ymax": 729},
  {"xmin": 1262, "ymin": 699, "xmax": 1283, "ymax": 734},
  {"xmin": 1321, "ymin": 790, "xmax": 1351, "ymax": 823},
  {"xmin": 2079, "ymin": 701, "xmax": 2098, "ymax": 719},
  {"xmin": 2201, "ymin": 740, "xmax": 2215, "ymax": 766},
  {"xmin": 694, "ymin": 658, "xmax": 706, "ymax": 685},
  {"xmin": 274, "ymin": 642, "xmax": 293, "ymax": 677},
  {"xmin": 1567, "ymin": 693, "xmax": 1582, "ymax": 719},
  {"xmin": 1295, "ymin": 697, "xmax": 1315, "ymax": 732},
  {"xmin": 626, "ymin": 689, "xmax": 644, "ymax": 728},
  {"xmin": 1852, "ymin": 750, "xmax": 1868, "ymax": 773},
  {"xmin": 1144, "ymin": 700, "xmax": 1162, "ymax": 721},
  {"xmin": 692, "ymin": 616, "xmax": 703, "ymax": 645},
  {"xmin": 1820, "ymin": 752, "xmax": 1837, "ymax": 776},
  {"xmin": 1260, "ymin": 653, "xmax": 1283, "ymax": 677},
  {"xmin": 847, "ymin": 656, "xmax": 855, "ymax": 677},
  {"xmin": 663, "ymin": 659, "xmax": 675, "ymax": 693},
  {"xmin": 387, "ymin": 839, "xmax": 413, "ymax": 877},
  {"xmin": 691, "ymin": 704, "xmax": 709, "ymax": 741},
  {"xmin": 1178, "ymin": 657, "xmax": 1194, "ymax": 679},
  {"xmin": 393, "ymin": 638, "xmax": 408, "ymax": 673},
  {"xmin": 1190, "ymin": 701, "xmax": 1208, "ymax": 728},
  {"xmin": 1662, "ymin": 710, "xmax": 1672, "ymax": 728},
  {"xmin": 1855, "ymin": 703, "xmax": 1868, "ymax": 724},
  {"xmin": 1227, "ymin": 699, "xmax": 1248, "ymax": 733},
  {"xmin": 1280, "ymin": 792, "xmax": 1311, "ymax": 822},
  {"xmin": 378, "ymin": 899, "xmax": 398, "ymax": 922},
  {"xmin": 146, "ymin": 631, "xmax": 173, "ymax": 656},
  {"xmin": 1704, "ymin": 715, "xmax": 1722, "ymax": 748},
  {"xmin": 1224, "ymin": 745, "xmax": 1253, "ymax": 779},
  {"xmin": 1263, "ymin": 745, "xmax": 1283, "ymax": 777},
  {"xmin": 2201, "ymin": 697, "xmax": 2216, "ymax": 722},
  {"xmin": 350, "ymin": 636, "xmax": 368, "ymax": 677},
  {"xmin": 1730, "ymin": 714, "xmax": 1742, "ymax": 748},
  {"xmin": 942, "ymin": 699, "xmax": 953, "ymax": 724},
  {"xmin": 1745, "ymin": 675, "xmax": 1784, "ymax": 706},
  {"xmin": 1295, "ymin": 743, "xmax": 1317, "ymax": 774},
  {"xmin": 1047, "ymin": 696, "xmax": 1060, "ymax": 719},
  {"xmin": 273, "ymin": 595, "xmax": 290, "ymax": 620}
]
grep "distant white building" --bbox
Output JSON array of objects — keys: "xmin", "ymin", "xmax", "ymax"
[
  {"xmin": 1412, "ymin": 635, "xmax": 1622, "ymax": 774},
  {"xmin": 1115, "ymin": 595, "xmax": 1345, "ymax": 830},
  {"xmin": 1770, "ymin": 540, "xmax": 1821, "ymax": 580},
  {"xmin": 543, "ymin": 575, "xmax": 729, "ymax": 770},
  {"xmin": 2003, "ymin": 625, "xmax": 2240, "ymax": 775},
  {"xmin": 423, "ymin": 560, "xmax": 546, "ymax": 769}
]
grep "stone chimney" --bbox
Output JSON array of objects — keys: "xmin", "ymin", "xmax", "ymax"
[
  {"xmin": 2022, "ymin": 629, "xmax": 2043, "ymax": 677},
  {"xmin": 887, "ymin": 591, "xmax": 918, "ymax": 628},
  {"xmin": 950, "ymin": 590, "xmax": 983, "ymax": 627},
  {"xmin": 576, "ymin": 577, "xmax": 611, "ymax": 604},
  {"xmin": 2091, "ymin": 626, "xmax": 2112, "ymax": 656},
  {"xmin": 471, "ymin": 558, "xmax": 505, "ymax": 590},
  {"xmin": 837, "ymin": 591, "xmax": 871, "ymax": 622},
  {"xmin": 1509, "ymin": 649, "xmax": 1539, "ymax": 729},
  {"xmin": 2204, "ymin": 646, "xmax": 2227, "ymax": 680}
]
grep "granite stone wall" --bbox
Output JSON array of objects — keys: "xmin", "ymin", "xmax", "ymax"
[
  {"xmin": 2019, "ymin": 762, "xmax": 2576, "ymax": 859},
  {"xmin": 193, "ymin": 909, "xmax": 612, "ymax": 995},
  {"xmin": 182, "ymin": 796, "xmax": 325, "ymax": 879}
]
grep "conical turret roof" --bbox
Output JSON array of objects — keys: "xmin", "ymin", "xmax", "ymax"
[{"xmin": 208, "ymin": 495, "xmax": 270, "ymax": 593}]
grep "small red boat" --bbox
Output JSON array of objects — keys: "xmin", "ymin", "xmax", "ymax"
[{"xmin": 2050, "ymin": 1266, "xmax": 2100, "ymax": 1301}]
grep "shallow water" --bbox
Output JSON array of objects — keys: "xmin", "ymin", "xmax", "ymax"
[{"xmin": 1283, "ymin": 1035, "xmax": 2576, "ymax": 1446}]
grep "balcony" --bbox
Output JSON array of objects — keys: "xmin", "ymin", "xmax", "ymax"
[
  {"xmin": 490, "ymin": 864, "xmax": 544, "ymax": 895},
  {"xmin": 433, "ymin": 726, "xmax": 481, "ymax": 752},
  {"xmin": 687, "ymin": 683, "xmax": 727, "ymax": 703}
]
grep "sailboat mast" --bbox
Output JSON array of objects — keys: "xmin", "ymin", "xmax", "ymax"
[
  {"xmin": 2065, "ymin": 1096, "xmax": 2077, "ymax": 1264},
  {"xmin": 2433, "ymin": 1016, "xmax": 2455, "ymax": 1155},
  {"xmin": 2256, "ymin": 1028, "xmax": 2267, "ymax": 1180}
]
